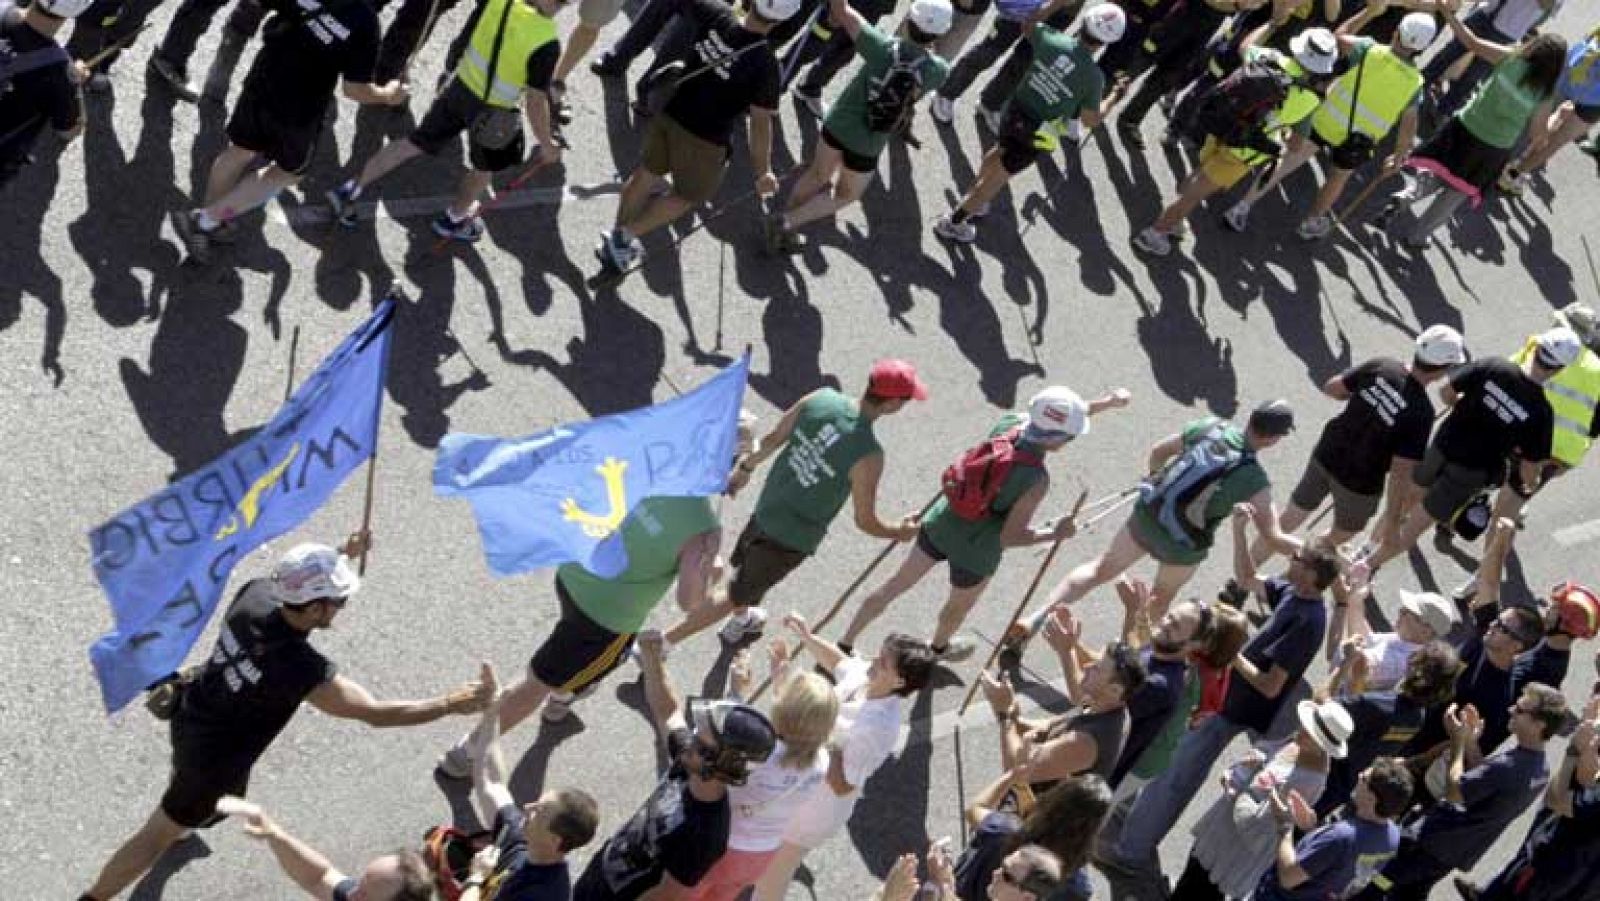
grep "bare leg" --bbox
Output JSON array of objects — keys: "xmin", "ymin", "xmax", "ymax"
[
  {"xmin": 955, "ymin": 146, "xmax": 1011, "ymax": 217},
  {"xmin": 665, "ymin": 595, "xmax": 736, "ymax": 646},
  {"xmin": 553, "ymin": 22, "xmax": 601, "ymax": 84},
  {"xmin": 1233, "ymin": 136, "xmax": 1317, "ymax": 209},
  {"xmin": 1303, "ymin": 165, "xmax": 1356, "ymax": 220},
  {"xmin": 1363, "ymin": 501, "xmax": 1434, "ymax": 571},
  {"xmin": 202, "ymin": 164, "xmax": 299, "ymax": 223},
  {"xmin": 614, "ymin": 166, "xmax": 661, "ymax": 229},
  {"xmin": 752, "ymin": 842, "xmax": 810, "ymax": 901},
  {"xmin": 1153, "ymin": 170, "xmax": 1222, "ymax": 231},
  {"xmin": 1512, "ymin": 105, "xmax": 1588, "ymax": 173},
  {"xmin": 838, "ymin": 545, "xmax": 939, "ymax": 645},
  {"xmin": 201, "ymin": 143, "xmax": 257, "ymax": 207},
  {"xmin": 786, "ymin": 166, "xmax": 871, "ymax": 230},
  {"xmin": 1148, "ymin": 563, "xmax": 1199, "ymax": 620},
  {"xmin": 496, "ymin": 670, "xmax": 556, "ymax": 733},
  {"xmin": 1025, "ymin": 524, "xmax": 1151, "ymax": 631},
  {"xmin": 1250, "ymin": 502, "xmax": 1313, "ymax": 565},
  {"xmin": 449, "ymin": 169, "xmax": 495, "ymax": 220},
  {"xmin": 621, "ymin": 191, "xmax": 696, "ymax": 240},
  {"xmin": 84, "ymin": 808, "xmax": 192, "ymax": 900},
  {"xmin": 355, "ymin": 138, "xmax": 425, "ymax": 192},
  {"xmin": 785, "ymin": 143, "xmax": 841, "ymax": 215},
  {"xmin": 930, "ymin": 579, "xmax": 991, "ymax": 648}
]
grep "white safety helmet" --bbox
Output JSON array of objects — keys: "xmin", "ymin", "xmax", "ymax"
[
  {"xmin": 1290, "ymin": 27, "xmax": 1339, "ymax": 75},
  {"xmin": 1414, "ymin": 324, "xmax": 1466, "ymax": 367},
  {"xmin": 1081, "ymin": 3, "xmax": 1127, "ymax": 45},
  {"xmin": 907, "ymin": 0, "xmax": 954, "ymax": 37},
  {"xmin": 34, "ymin": 0, "xmax": 97, "ymax": 17},
  {"xmin": 1396, "ymin": 12, "xmax": 1439, "ymax": 53},
  {"xmin": 753, "ymin": 0, "xmax": 803, "ymax": 23},
  {"xmin": 1026, "ymin": 386, "xmax": 1091, "ymax": 439}
]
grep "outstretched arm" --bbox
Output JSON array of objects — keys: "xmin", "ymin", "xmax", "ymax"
[{"xmin": 307, "ymin": 673, "xmax": 489, "ymax": 728}]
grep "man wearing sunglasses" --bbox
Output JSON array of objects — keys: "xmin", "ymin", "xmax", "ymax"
[
  {"xmin": 877, "ymin": 840, "xmax": 1063, "ymax": 901},
  {"xmin": 81, "ymin": 536, "xmax": 494, "ymax": 901},
  {"xmin": 1402, "ymin": 605, "xmax": 1544, "ymax": 767}
]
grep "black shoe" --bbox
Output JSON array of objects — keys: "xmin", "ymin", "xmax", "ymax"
[
  {"xmin": 1218, "ymin": 578, "xmax": 1249, "ymax": 609},
  {"xmin": 148, "ymin": 56, "xmax": 200, "ymax": 103},
  {"xmin": 590, "ymin": 53, "xmax": 626, "ymax": 79}
]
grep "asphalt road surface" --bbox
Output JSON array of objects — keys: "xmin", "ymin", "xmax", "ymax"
[{"xmin": 3, "ymin": 2, "xmax": 1599, "ymax": 899}]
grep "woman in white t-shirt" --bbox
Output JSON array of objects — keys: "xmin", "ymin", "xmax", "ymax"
[
  {"xmin": 688, "ymin": 668, "xmax": 839, "ymax": 900},
  {"xmin": 752, "ymin": 615, "xmax": 934, "ymax": 901}
]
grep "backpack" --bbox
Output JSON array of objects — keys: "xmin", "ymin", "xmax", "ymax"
[
  {"xmin": 1190, "ymin": 50, "xmax": 1294, "ymax": 151},
  {"xmin": 422, "ymin": 825, "xmax": 495, "ymax": 901},
  {"xmin": 940, "ymin": 427, "xmax": 1042, "ymax": 521},
  {"xmin": 864, "ymin": 41, "xmax": 927, "ymax": 134},
  {"xmin": 0, "ymin": 5, "xmax": 69, "ymax": 101},
  {"xmin": 1137, "ymin": 420, "xmax": 1255, "ymax": 549}
]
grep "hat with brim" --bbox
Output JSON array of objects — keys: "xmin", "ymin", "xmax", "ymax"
[
  {"xmin": 1399, "ymin": 589, "xmax": 1459, "ymax": 638},
  {"xmin": 1297, "ymin": 699, "xmax": 1353, "ymax": 758}
]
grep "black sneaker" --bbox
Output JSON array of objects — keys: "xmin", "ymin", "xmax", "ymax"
[
  {"xmin": 431, "ymin": 212, "xmax": 486, "ymax": 243},
  {"xmin": 170, "ymin": 210, "xmax": 212, "ymax": 264},
  {"xmin": 148, "ymin": 56, "xmax": 200, "ymax": 103},
  {"xmin": 1217, "ymin": 579, "xmax": 1250, "ymax": 609},
  {"xmin": 590, "ymin": 53, "xmax": 626, "ymax": 79}
]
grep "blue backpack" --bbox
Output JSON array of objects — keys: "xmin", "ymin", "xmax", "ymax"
[
  {"xmin": 1561, "ymin": 34, "xmax": 1600, "ymax": 107},
  {"xmin": 1138, "ymin": 420, "xmax": 1255, "ymax": 548}
]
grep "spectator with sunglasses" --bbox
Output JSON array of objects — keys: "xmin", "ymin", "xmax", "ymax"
[
  {"xmin": 1402, "ymin": 605, "xmax": 1544, "ymax": 766},
  {"xmin": 80, "ymin": 537, "xmax": 493, "ymax": 901},
  {"xmin": 877, "ymin": 840, "xmax": 1064, "ymax": 901}
]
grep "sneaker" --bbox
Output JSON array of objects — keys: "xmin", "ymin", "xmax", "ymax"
[
  {"xmin": 541, "ymin": 684, "xmax": 599, "ymax": 723},
  {"xmin": 1217, "ymin": 579, "xmax": 1250, "ymax": 609},
  {"xmin": 794, "ymin": 84, "xmax": 825, "ymax": 119},
  {"xmin": 930, "ymin": 94, "xmax": 955, "ymax": 125},
  {"xmin": 933, "ymin": 635, "xmax": 977, "ymax": 664},
  {"xmin": 933, "ymin": 213, "xmax": 977, "ymax": 244},
  {"xmin": 1496, "ymin": 168, "xmax": 1529, "ymax": 196},
  {"xmin": 436, "ymin": 738, "xmax": 475, "ymax": 780},
  {"xmin": 1581, "ymin": 136, "xmax": 1600, "ymax": 160},
  {"xmin": 1221, "ymin": 202, "xmax": 1252, "ymax": 233},
  {"xmin": 597, "ymin": 229, "xmax": 642, "ymax": 271},
  {"xmin": 1132, "ymin": 226, "xmax": 1174, "ymax": 257},
  {"xmin": 326, "ymin": 183, "xmax": 360, "ymax": 229},
  {"xmin": 996, "ymin": 622, "xmax": 1031, "ymax": 668},
  {"xmin": 170, "ymin": 210, "xmax": 212, "ymax": 264},
  {"xmin": 1296, "ymin": 212, "xmax": 1335, "ymax": 240},
  {"xmin": 590, "ymin": 53, "xmax": 626, "ymax": 79},
  {"xmin": 1116, "ymin": 118, "xmax": 1145, "ymax": 149},
  {"xmin": 977, "ymin": 103, "xmax": 1002, "ymax": 134},
  {"xmin": 718, "ymin": 607, "xmax": 769, "ymax": 645},
  {"xmin": 431, "ymin": 211, "xmax": 486, "ymax": 243},
  {"xmin": 148, "ymin": 56, "xmax": 200, "ymax": 103}
]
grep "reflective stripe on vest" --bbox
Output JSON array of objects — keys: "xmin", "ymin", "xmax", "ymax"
[
  {"xmin": 1513, "ymin": 338, "xmax": 1600, "ymax": 466},
  {"xmin": 457, "ymin": 0, "xmax": 558, "ymax": 109},
  {"xmin": 1310, "ymin": 45, "xmax": 1422, "ymax": 145}
]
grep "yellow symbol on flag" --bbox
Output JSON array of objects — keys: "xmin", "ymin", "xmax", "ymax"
[
  {"xmin": 215, "ymin": 444, "xmax": 301, "ymax": 540},
  {"xmin": 561, "ymin": 458, "xmax": 630, "ymax": 538}
]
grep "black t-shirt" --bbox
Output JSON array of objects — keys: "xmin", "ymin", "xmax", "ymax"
[
  {"xmin": 1433, "ymin": 357, "xmax": 1555, "ymax": 473},
  {"xmin": 1111, "ymin": 652, "xmax": 1188, "ymax": 786},
  {"xmin": 0, "ymin": 13, "xmax": 77, "ymax": 161},
  {"xmin": 1512, "ymin": 639, "xmax": 1570, "ymax": 695},
  {"xmin": 172, "ymin": 580, "xmax": 337, "ymax": 771},
  {"xmin": 1333, "ymin": 0, "xmax": 1408, "ymax": 43},
  {"xmin": 242, "ymin": 0, "xmax": 381, "ymax": 126},
  {"xmin": 1404, "ymin": 631, "xmax": 1515, "ymax": 756},
  {"xmin": 1496, "ymin": 774, "xmax": 1600, "ymax": 901},
  {"xmin": 333, "ymin": 878, "xmax": 358, "ymax": 901},
  {"xmin": 1313, "ymin": 357, "xmax": 1435, "ymax": 495},
  {"xmin": 491, "ymin": 804, "xmax": 572, "ymax": 900},
  {"xmin": 1317, "ymin": 691, "xmax": 1424, "ymax": 817},
  {"xmin": 526, "ymin": 41, "xmax": 558, "ymax": 92},
  {"xmin": 663, "ymin": 0, "xmax": 781, "ymax": 146},
  {"xmin": 572, "ymin": 727, "xmax": 730, "ymax": 900}
]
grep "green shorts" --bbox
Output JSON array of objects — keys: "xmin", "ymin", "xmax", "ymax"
[{"xmin": 1127, "ymin": 505, "xmax": 1209, "ymax": 567}]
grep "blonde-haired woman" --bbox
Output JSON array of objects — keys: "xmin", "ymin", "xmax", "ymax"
[{"xmin": 687, "ymin": 654, "xmax": 840, "ymax": 901}]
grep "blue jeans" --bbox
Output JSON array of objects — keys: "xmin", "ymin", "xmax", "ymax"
[{"xmin": 1112, "ymin": 714, "xmax": 1248, "ymax": 865}]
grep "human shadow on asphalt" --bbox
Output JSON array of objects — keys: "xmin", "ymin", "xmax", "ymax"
[
  {"xmin": 387, "ymin": 253, "xmax": 494, "ymax": 446},
  {"xmin": 1021, "ymin": 151, "xmax": 1147, "ymax": 308},
  {"xmin": 128, "ymin": 833, "xmax": 212, "ymax": 901},
  {"xmin": 0, "ymin": 146, "xmax": 68, "ymax": 385},
  {"xmin": 1127, "ymin": 258, "xmax": 1239, "ymax": 418},
  {"xmin": 478, "ymin": 162, "xmax": 592, "ymax": 326},
  {"xmin": 1494, "ymin": 197, "xmax": 1578, "ymax": 311},
  {"xmin": 69, "ymin": 90, "xmax": 186, "ymax": 330},
  {"xmin": 496, "ymin": 283, "xmax": 667, "ymax": 416},
  {"xmin": 507, "ymin": 715, "xmax": 590, "ymax": 806}
]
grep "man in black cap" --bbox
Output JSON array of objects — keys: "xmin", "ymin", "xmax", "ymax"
[
  {"xmin": 572, "ymin": 629, "xmax": 774, "ymax": 900},
  {"xmin": 1004, "ymin": 400, "xmax": 1296, "ymax": 658}
]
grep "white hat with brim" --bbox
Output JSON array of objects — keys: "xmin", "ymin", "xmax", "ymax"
[
  {"xmin": 1297, "ymin": 699, "xmax": 1354, "ymax": 758},
  {"xmin": 1399, "ymin": 589, "xmax": 1458, "ymax": 638}
]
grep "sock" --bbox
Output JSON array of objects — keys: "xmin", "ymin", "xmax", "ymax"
[
  {"xmin": 194, "ymin": 209, "xmax": 220, "ymax": 232},
  {"xmin": 951, "ymin": 209, "xmax": 970, "ymax": 225}
]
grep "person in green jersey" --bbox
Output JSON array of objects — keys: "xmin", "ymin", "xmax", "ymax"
[
  {"xmin": 660, "ymin": 360, "xmax": 931, "ymax": 651},
  {"xmin": 762, "ymin": 0, "xmax": 953, "ymax": 254},
  {"xmin": 932, "ymin": 3, "xmax": 1126, "ymax": 244},
  {"xmin": 436, "ymin": 495, "xmax": 722, "ymax": 779},
  {"xmin": 838, "ymin": 385, "xmax": 1133, "ymax": 663}
]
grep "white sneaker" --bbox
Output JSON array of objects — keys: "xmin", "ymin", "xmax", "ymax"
[
  {"xmin": 934, "ymin": 635, "xmax": 977, "ymax": 664},
  {"xmin": 1296, "ymin": 213, "xmax": 1335, "ymax": 240},
  {"xmin": 541, "ymin": 684, "xmax": 598, "ymax": 723},
  {"xmin": 628, "ymin": 633, "xmax": 673, "ymax": 666},
  {"xmin": 933, "ymin": 213, "xmax": 977, "ymax": 243},
  {"xmin": 1222, "ymin": 202, "xmax": 1252, "ymax": 233},
  {"xmin": 978, "ymin": 104, "xmax": 1002, "ymax": 133},
  {"xmin": 930, "ymin": 94, "xmax": 955, "ymax": 125},
  {"xmin": 436, "ymin": 736, "xmax": 475, "ymax": 780},
  {"xmin": 718, "ymin": 608, "xmax": 769, "ymax": 645},
  {"xmin": 1133, "ymin": 226, "xmax": 1174, "ymax": 256}
]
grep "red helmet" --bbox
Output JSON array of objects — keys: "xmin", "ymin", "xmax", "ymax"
[{"xmin": 1551, "ymin": 582, "xmax": 1600, "ymax": 640}]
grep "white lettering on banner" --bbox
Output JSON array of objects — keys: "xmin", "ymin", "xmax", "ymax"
[
  {"xmin": 1482, "ymin": 381, "xmax": 1530, "ymax": 425},
  {"xmin": 1359, "ymin": 379, "xmax": 1406, "ymax": 427}
]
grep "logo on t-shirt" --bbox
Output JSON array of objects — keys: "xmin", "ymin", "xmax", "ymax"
[
  {"xmin": 212, "ymin": 625, "xmax": 266, "ymax": 694},
  {"xmin": 1358, "ymin": 379, "xmax": 1407, "ymax": 427},
  {"xmin": 1482, "ymin": 381, "xmax": 1532, "ymax": 425},
  {"xmin": 784, "ymin": 424, "xmax": 843, "ymax": 489},
  {"xmin": 693, "ymin": 31, "xmax": 744, "ymax": 80}
]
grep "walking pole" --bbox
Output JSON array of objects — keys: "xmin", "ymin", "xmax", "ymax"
[
  {"xmin": 283, "ymin": 325, "xmax": 301, "ymax": 403},
  {"xmin": 956, "ymin": 489, "xmax": 1089, "ymax": 718}
]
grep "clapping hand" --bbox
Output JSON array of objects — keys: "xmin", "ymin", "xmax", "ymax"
[
  {"xmin": 879, "ymin": 853, "xmax": 921, "ymax": 901},
  {"xmin": 469, "ymin": 844, "xmax": 501, "ymax": 881},
  {"xmin": 980, "ymin": 670, "xmax": 1017, "ymax": 719},
  {"xmin": 1042, "ymin": 606, "xmax": 1082, "ymax": 656},
  {"xmin": 730, "ymin": 649, "xmax": 755, "ymax": 699}
]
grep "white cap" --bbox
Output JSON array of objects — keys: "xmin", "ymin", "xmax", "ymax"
[
  {"xmin": 754, "ymin": 0, "xmax": 802, "ymax": 21},
  {"xmin": 1535, "ymin": 326, "xmax": 1583, "ymax": 369},
  {"xmin": 1297, "ymin": 699, "xmax": 1355, "ymax": 758},
  {"xmin": 1027, "ymin": 387, "xmax": 1091, "ymax": 437},
  {"xmin": 1396, "ymin": 12, "xmax": 1439, "ymax": 52},
  {"xmin": 1290, "ymin": 28, "xmax": 1339, "ymax": 75},
  {"xmin": 908, "ymin": 0, "xmax": 954, "ymax": 36},
  {"xmin": 35, "ymin": 0, "xmax": 96, "ymax": 16},
  {"xmin": 271, "ymin": 543, "xmax": 361, "ymax": 606},
  {"xmin": 1414, "ymin": 324, "xmax": 1466, "ymax": 367},
  {"xmin": 1081, "ymin": 3, "xmax": 1128, "ymax": 44},
  {"xmin": 1399, "ymin": 589, "xmax": 1459, "ymax": 637}
]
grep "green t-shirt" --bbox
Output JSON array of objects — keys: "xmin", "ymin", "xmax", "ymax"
[
  {"xmin": 919, "ymin": 413, "xmax": 1047, "ymax": 578},
  {"xmin": 557, "ymin": 495, "xmax": 720, "ymax": 634},
  {"xmin": 752, "ymin": 389, "xmax": 883, "ymax": 555},
  {"xmin": 1129, "ymin": 417, "xmax": 1270, "ymax": 566},
  {"xmin": 1131, "ymin": 671, "xmax": 1199, "ymax": 780},
  {"xmin": 1458, "ymin": 56, "xmax": 1548, "ymax": 149},
  {"xmin": 1010, "ymin": 27, "xmax": 1104, "ymax": 123},
  {"xmin": 825, "ymin": 24, "xmax": 950, "ymax": 160}
]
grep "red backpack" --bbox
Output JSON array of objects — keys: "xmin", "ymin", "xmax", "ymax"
[{"xmin": 940, "ymin": 427, "xmax": 1042, "ymax": 521}]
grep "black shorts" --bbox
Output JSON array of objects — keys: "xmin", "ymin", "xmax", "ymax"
[
  {"xmin": 226, "ymin": 87, "xmax": 325, "ymax": 175},
  {"xmin": 160, "ymin": 756, "xmax": 251, "ymax": 829},
  {"xmin": 530, "ymin": 579, "xmax": 634, "ymax": 695},
  {"xmin": 915, "ymin": 527, "xmax": 986, "ymax": 589},
  {"xmin": 822, "ymin": 127, "xmax": 878, "ymax": 174},
  {"xmin": 727, "ymin": 519, "xmax": 810, "ymax": 607},
  {"xmin": 996, "ymin": 106, "xmax": 1045, "ymax": 175},
  {"xmin": 411, "ymin": 78, "xmax": 526, "ymax": 174},
  {"xmin": 1412, "ymin": 445, "xmax": 1497, "ymax": 523},
  {"xmin": 1573, "ymin": 102, "xmax": 1600, "ymax": 125}
]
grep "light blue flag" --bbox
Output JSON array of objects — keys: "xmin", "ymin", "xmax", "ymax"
[
  {"xmin": 88, "ymin": 300, "xmax": 396, "ymax": 713},
  {"xmin": 435, "ymin": 356, "xmax": 749, "ymax": 579}
]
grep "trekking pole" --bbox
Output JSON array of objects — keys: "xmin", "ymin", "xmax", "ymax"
[
  {"xmin": 779, "ymin": 7, "xmax": 825, "ymax": 89},
  {"xmin": 1080, "ymin": 485, "xmax": 1139, "ymax": 517},
  {"xmin": 283, "ymin": 325, "xmax": 301, "ymax": 403},
  {"xmin": 956, "ymin": 489, "xmax": 1089, "ymax": 718},
  {"xmin": 748, "ymin": 489, "xmax": 943, "ymax": 703},
  {"xmin": 427, "ymin": 155, "xmax": 556, "ymax": 256}
]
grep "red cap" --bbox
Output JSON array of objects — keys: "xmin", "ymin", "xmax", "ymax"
[{"xmin": 868, "ymin": 359, "xmax": 929, "ymax": 401}]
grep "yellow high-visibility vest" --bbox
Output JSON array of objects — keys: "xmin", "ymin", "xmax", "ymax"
[
  {"xmin": 1512, "ymin": 337, "xmax": 1600, "ymax": 466},
  {"xmin": 1311, "ymin": 44, "xmax": 1422, "ymax": 146},
  {"xmin": 457, "ymin": 0, "xmax": 558, "ymax": 109}
]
